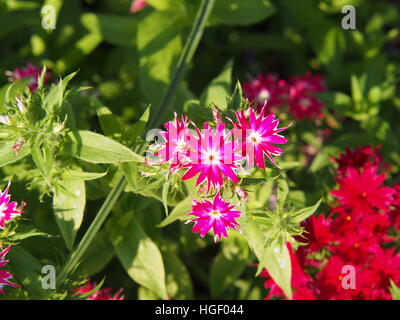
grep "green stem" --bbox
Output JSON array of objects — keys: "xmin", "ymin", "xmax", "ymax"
[
  {"xmin": 148, "ymin": 0, "xmax": 216, "ymax": 129},
  {"xmin": 57, "ymin": 0, "xmax": 216, "ymax": 288}
]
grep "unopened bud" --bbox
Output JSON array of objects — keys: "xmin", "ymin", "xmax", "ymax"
[
  {"xmin": 16, "ymin": 96, "xmax": 27, "ymax": 113},
  {"xmin": 235, "ymin": 186, "xmax": 248, "ymax": 200},
  {"xmin": 12, "ymin": 139, "xmax": 24, "ymax": 153},
  {"xmin": 53, "ymin": 123, "xmax": 65, "ymax": 134},
  {"xmin": 0, "ymin": 115, "xmax": 11, "ymax": 125},
  {"xmin": 212, "ymin": 107, "xmax": 223, "ymax": 126}
]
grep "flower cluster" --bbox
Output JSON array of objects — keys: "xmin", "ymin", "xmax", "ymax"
[
  {"xmin": 152, "ymin": 107, "xmax": 288, "ymax": 240},
  {"xmin": 243, "ymin": 71, "xmax": 325, "ymax": 120},
  {"xmin": 5, "ymin": 63, "xmax": 49, "ymax": 92},
  {"xmin": 0, "ymin": 247, "xmax": 19, "ymax": 294},
  {"xmin": 262, "ymin": 146, "xmax": 400, "ymax": 300},
  {"xmin": 74, "ymin": 281, "xmax": 124, "ymax": 300}
]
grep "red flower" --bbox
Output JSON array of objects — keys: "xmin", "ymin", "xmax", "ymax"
[
  {"xmin": 301, "ymin": 215, "xmax": 335, "ymax": 254},
  {"xmin": 243, "ymin": 73, "xmax": 287, "ymax": 112},
  {"xmin": 74, "ymin": 281, "xmax": 124, "ymax": 300},
  {"xmin": 332, "ymin": 145, "xmax": 389, "ymax": 177},
  {"xmin": 6, "ymin": 63, "xmax": 49, "ymax": 92},
  {"xmin": 367, "ymin": 247, "xmax": 400, "ymax": 289},
  {"xmin": 287, "ymin": 72, "xmax": 325, "ymax": 120},
  {"xmin": 331, "ymin": 166, "xmax": 395, "ymax": 215}
]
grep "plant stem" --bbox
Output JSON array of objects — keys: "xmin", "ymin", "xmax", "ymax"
[
  {"xmin": 57, "ymin": 0, "xmax": 216, "ymax": 288},
  {"xmin": 148, "ymin": 0, "xmax": 216, "ymax": 129}
]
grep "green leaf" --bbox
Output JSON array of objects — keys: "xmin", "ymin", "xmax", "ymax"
[
  {"xmin": 112, "ymin": 215, "xmax": 168, "ymax": 299},
  {"xmin": 0, "ymin": 142, "xmax": 29, "ymax": 168},
  {"xmin": 65, "ymin": 130, "xmax": 144, "ymax": 164},
  {"xmin": 81, "ymin": 13, "xmax": 137, "ymax": 46},
  {"xmin": 163, "ymin": 250, "xmax": 193, "ymax": 299},
  {"xmin": 7, "ymin": 246, "xmax": 43, "ymax": 297},
  {"xmin": 6, "ymin": 227, "xmax": 52, "ymax": 242},
  {"xmin": 53, "ymin": 179, "xmax": 86, "ymax": 251},
  {"xmin": 121, "ymin": 162, "xmax": 139, "ymax": 191},
  {"xmin": 226, "ymin": 80, "xmax": 243, "ymax": 111},
  {"xmin": 1, "ymin": 79, "xmax": 30, "ymax": 107},
  {"xmin": 93, "ymin": 100, "xmax": 122, "ymax": 138},
  {"xmin": 209, "ymin": 0, "xmax": 276, "ymax": 26},
  {"xmin": 126, "ymin": 105, "xmax": 151, "ymax": 143},
  {"xmin": 31, "ymin": 146, "xmax": 51, "ymax": 177},
  {"xmin": 200, "ymin": 60, "xmax": 233, "ymax": 112},
  {"xmin": 390, "ymin": 280, "xmax": 400, "ymax": 300},
  {"xmin": 311, "ymin": 24, "xmax": 345, "ymax": 68},
  {"xmin": 0, "ymin": 11, "xmax": 39, "ymax": 39},
  {"xmin": 210, "ymin": 234, "xmax": 251, "ymax": 298},
  {"xmin": 241, "ymin": 217, "xmax": 292, "ymax": 299},
  {"xmin": 138, "ymin": 287, "xmax": 160, "ymax": 300},
  {"xmin": 77, "ymin": 231, "xmax": 114, "ymax": 277},
  {"xmin": 62, "ymin": 169, "xmax": 107, "ymax": 181},
  {"xmin": 292, "ymin": 199, "xmax": 323, "ymax": 223},
  {"xmin": 256, "ymin": 242, "xmax": 292, "ymax": 300},
  {"xmin": 147, "ymin": 0, "xmax": 186, "ymax": 12},
  {"xmin": 137, "ymin": 10, "xmax": 184, "ymax": 107},
  {"xmin": 44, "ymin": 72, "xmax": 77, "ymax": 112},
  {"xmin": 158, "ymin": 196, "xmax": 192, "ymax": 227},
  {"xmin": 276, "ymin": 179, "xmax": 289, "ymax": 211}
]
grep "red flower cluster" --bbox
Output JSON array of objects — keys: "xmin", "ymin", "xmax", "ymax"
[
  {"xmin": 332, "ymin": 145, "xmax": 390, "ymax": 177},
  {"xmin": 262, "ymin": 146, "xmax": 400, "ymax": 300},
  {"xmin": 243, "ymin": 71, "xmax": 325, "ymax": 120},
  {"xmin": 74, "ymin": 281, "xmax": 124, "ymax": 300}
]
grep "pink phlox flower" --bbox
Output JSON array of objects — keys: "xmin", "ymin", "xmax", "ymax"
[
  {"xmin": 181, "ymin": 122, "xmax": 243, "ymax": 193},
  {"xmin": 188, "ymin": 192, "xmax": 242, "ymax": 240},
  {"xmin": 0, "ymin": 182, "xmax": 25, "ymax": 230},
  {"xmin": 232, "ymin": 106, "xmax": 288, "ymax": 169}
]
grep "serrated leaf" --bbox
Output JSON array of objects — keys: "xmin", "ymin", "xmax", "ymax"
[{"xmin": 65, "ymin": 130, "xmax": 144, "ymax": 164}]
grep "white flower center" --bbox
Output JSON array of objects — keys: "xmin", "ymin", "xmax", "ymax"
[
  {"xmin": 257, "ymin": 89, "xmax": 270, "ymax": 103},
  {"xmin": 248, "ymin": 131, "xmax": 263, "ymax": 145},
  {"xmin": 209, "ymin": 209, "xmax": 221, "ymax": 218},
  {"xmin": 176, "ymin": 138, "xmax": 187, "ymax": 151},
  {"xmin": 203, "ymin": 150, "xmax": 220, "ymax": 165},
  {"xmin": 300, "ymin": 98, "xmax": 311, "ymax": 108}
]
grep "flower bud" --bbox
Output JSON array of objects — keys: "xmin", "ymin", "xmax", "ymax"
[
  {"xmin": 0, "ymin": 115, "xmax": 11, "ymax": 125},
  {"xmin": 15, "ymin": 96, "xmax": 27, "ymax": 114},
  {"xmin": 12, "ymin": 139, "xmax": 24, "ymax": 153}
]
